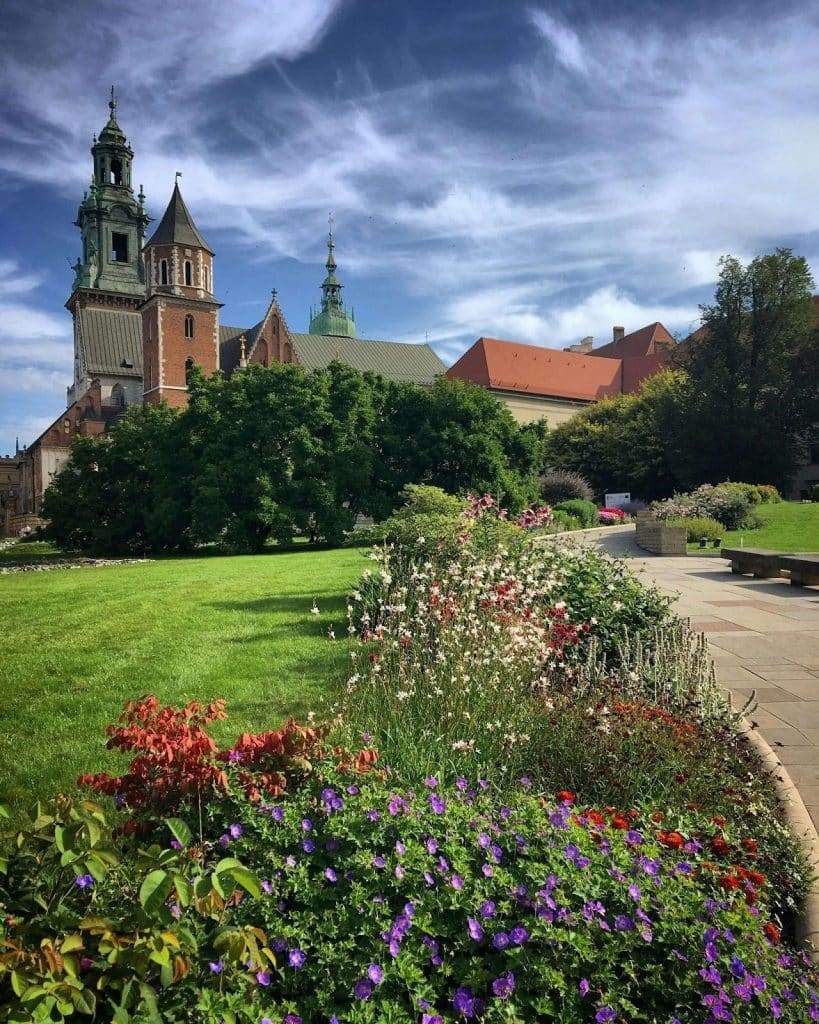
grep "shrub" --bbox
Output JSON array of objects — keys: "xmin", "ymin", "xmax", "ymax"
[
  {"xmin": 598, "ymin": 507, "xmax": 625, "ymax": 525},
  {"xmin": 652, "ymin": 483, "xmax": 757, "ymax": 530},
  {"xmin": 756, "ymin": 484, "xmax": 782, "ymax": 503},
  {"xmin": 554, "ymin": 498, "xmax": 598, "ymax": 527},
  {"xmin": 812, "ymin": 483, "xmax": 819, "ymax": 503},
  {"xmin": 667, "ymin": 516, "xmax": 723, "ymax": 542},
  {"xmin": 550, "ymin": 509, "xmax": 581, "ymax": 532},
  {"xmin": 539, "ymin": 469, "xmax": 594, "ymax": 504}
]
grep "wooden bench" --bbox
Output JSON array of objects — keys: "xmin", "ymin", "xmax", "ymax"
[
  {"xmin": 721, "ymin": 547, "xmax": 784, "ymax": 578},
  {"xmin": 779, "ymin": 553, "xmax": 819, "ymax": 587}
]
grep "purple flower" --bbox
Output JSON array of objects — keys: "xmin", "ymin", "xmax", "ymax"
[
  {"xmin": 229, "ymin": 823, "xmax": 243, "ymax": 839},
  {"xmin": 424, "ymin": 776, "xmax": 439, "ymax": 788},
  {"xmin": 367, "ymin": 809, "xmax": 380, "ymax": 821},
  {"xmin": 271, "ymin": 806, "xmax": 284, "ymax": 821},
  {"xmin": 451, "ymin": 874, "xmax": 464, "ymax": 890},
  {"xmin": 564, "ymin": 844, "xmax": 580, "ymax": 862},
  {"xmin": 422, "ymin": 1016, "xmax": 444, "ymax": 1024},
  {"xmin": 208, "ymin": 960, "xmax": 223, "ymax": 974},
  {"xmin": 170, "ymin": 839, "xmax": 183, "ymax": 850},
  {"xmin": 301, "ymin": 818, "xmax": 313, "ymax": 831},
  {"xmin": 614, "ymin": 915, "xmax": 635, "ymax": 932},
  {"xmin": 75, "ymin": 874, "xmax": 94, "ymax": 890},
  {"xmin": 453, "ymin": 987, "xmax": 476, "ymax": 1017},
  {"xmin": 373, "ymin": 855, "xmax": 386, "ymax": 869},
  {"xmin": 255, "ymin": 970, "xmax": 271, "ymax": 986},
  {"xmin": 289, "ymin": 949, "xmax": 306, "ymax": 969},
  {"xmin": 228, "ymin": 749, "xmax": 243, "ymax": 762},
  {"xmin": 492, "ymin": 932, "xmax": 510, "ymax": 950},
  {"xmin": 302, "ymin": 839, "xmax": 315, "ymax": 854},
  {"xmin": 492, "ymin": 972, "xmax": 515, "ymax": 1000},
  {"xmin": 354, "ymin": 979, "xmax": 373, "ymax": 1000},
  {"xmin": 510, "ymin": 926, "xmax": 528, "ymax": 945},
  {"xmin": 479, "ymin": 900, "xmax": 496, "ymax": 919},
  {"xmin": 283, "ymin": 1017, "xmax": 302, "ymax": 1024},
  {"xmin": 363, "ymin": 732, "xmax": 372, "ymax": 743},
  {"xmin": 395, "ymin": 840, "xmax": 406, "ymax": 854},
  {"xmin": 426, "ymin": 838, "xmax": 438, "ymax": 855},
  {"xmin": 347, "ymin": 784, "xmax": 360, "ymax": 795},
  {"xmin": 467, "ymin": 917, "xmax": 484, "ymax": 942},
  {"xmin": 367, "ymin": 963, "xmax": 383, "ymax": 985},
  {"xmin": 429, "ymin": 794, "xmax": 447, "ymax": 815},
  {"xmin": 596, "ymin": 1010, "xmax": 617, "ymax": 1023},
  {"xmin": 478, "ymin": 832, "xmax": 491, "ymax": 848},
  {"xmin": 456, "ymin": 777, "xmax": 468, "ymax": 790},
  {"xmin": 625, "ymin": 830, "xmax": 643, "ymax": 845},
  {"xmin": 395, "ymin": 864, "xmax": 405, "ymax": 880},
  {"xmin": 579, "ymin": 979, "xmax": 590, "ymax": 997},
  {"xmin": 325, "ymin": 867, "xmax": 338, "ymax": 883}
]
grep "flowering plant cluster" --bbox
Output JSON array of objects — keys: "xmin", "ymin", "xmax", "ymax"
[
  {"xmin": 598, "ymin": 508, "xmax": 626, "ymax": 526},
  {"xmin": 651, "ymin": 483, "xmax": 774, "ymax": 531}
]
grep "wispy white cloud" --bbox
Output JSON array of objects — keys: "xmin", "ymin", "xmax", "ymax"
[{"xmin": 528, "ymin": 9, "xmax": 588, "ymax": 73}]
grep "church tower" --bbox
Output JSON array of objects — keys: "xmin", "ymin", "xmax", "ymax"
[
  {"xmin": 66, "ymin": 91, "xmax": 149, "ymax": 407},
  {"xmin": 308, "ymin": 222, "xmax": 357, "ymax": 338},
  {"xmin": 141, "ymin": 179, "xmax": 222, "ymax": 408}
]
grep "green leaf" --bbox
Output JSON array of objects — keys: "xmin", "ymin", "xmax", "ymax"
[
  {"xmin": 228, "ymin": 866, "xmax": 261, "ymax": 900},
  {"xmin": 138, "ymin": 869, "xmax": 173, "ymax": 916},
  {"xmin": 137, "ymin": 982, "xmax": 161, "ymax": 1024},
  {"xmin": 0, "ymin": 803, "xmax": 10, "ymax": 819},
  {"xmin": 165, "ymin": 818, "xmax": 192, "ymax": 848},
  {"xmin": 70, "ymin": 988, "xmax": 96, "ymax": 1016}
]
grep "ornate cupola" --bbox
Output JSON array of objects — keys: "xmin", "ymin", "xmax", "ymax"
[
  {"xmin": 70, "ymin": 89, "xmax": 149, "ymax": 298},
  {"xmin": 308, "ymin": 218, "xmax": 356, "ymax": 338}
]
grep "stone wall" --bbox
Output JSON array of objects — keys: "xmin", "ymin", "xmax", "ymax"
[{"xmin": 635, "ymin": 513, "xmax": 687, "ymax": 556}]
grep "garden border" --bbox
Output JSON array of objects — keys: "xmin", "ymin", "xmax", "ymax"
[{"xmin": 739, "ymin": 719, "xmax": 819, "ymax": 959}]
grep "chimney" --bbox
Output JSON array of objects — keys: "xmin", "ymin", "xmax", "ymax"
[{"xmin": 613, "ymin": 326, "xmax": 625, "ymax": 343}]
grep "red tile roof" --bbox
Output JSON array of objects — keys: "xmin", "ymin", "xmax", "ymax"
[
  {"xmin": 447, "ymin": 337, "xmax": 623, "ymax": 402},
  {"xmin": 593, "ymin": 322, "xmax": 675, "ymax": 359}
]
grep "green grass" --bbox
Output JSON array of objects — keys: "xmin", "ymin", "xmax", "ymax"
[
  {"xmin": 686, "ymin": 501, "xmax": 819, "ymax": 554},
  {"xmin": 0, "ymin": 540, "xmax": 63, "ymax": 562},
  {"xmin": 0, "ymin": 548, "xmax": 365, "ymax": 810}
]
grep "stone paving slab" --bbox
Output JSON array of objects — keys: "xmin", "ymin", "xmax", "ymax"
[{"xmin": 584, "ymin": 527, "xmax": 819, "ymax": 832}]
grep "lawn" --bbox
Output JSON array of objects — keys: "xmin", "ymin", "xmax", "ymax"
[
  {"xmin": 0, "ymin": 547, "xmax": 364, "ymax": 809},
  {"xmin": 686, "ymin": 500, "xmax": 819, "ymax": 553}
]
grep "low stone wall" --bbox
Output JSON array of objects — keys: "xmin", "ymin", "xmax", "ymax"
[{"xmin": 634, "ymin": 513, "xmax": 687, "ymax": 556}]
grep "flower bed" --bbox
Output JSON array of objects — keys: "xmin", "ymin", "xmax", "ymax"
[{"xmin": 1, "ymin": 497, "xmax": 815, "ymax": 1022}]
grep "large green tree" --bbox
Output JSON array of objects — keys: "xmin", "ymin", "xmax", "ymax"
[{"xmin": 680, "ymin": 249, "xmax": 819, "ymax": 489}]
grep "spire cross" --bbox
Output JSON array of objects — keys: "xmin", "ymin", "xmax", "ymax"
[
  {"xmin": 175, "ymin": 171, "xmax": 182, "ymax": 185},
  {"xmin": 109, "ymin": 86, "xmax": 116, "ymax": 113}
]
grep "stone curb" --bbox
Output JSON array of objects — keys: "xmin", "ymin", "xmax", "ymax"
[
  {"xmin": 540, "ymin": 523, "xmax": 635, "ymax": 540},
  {"xmin": 738, "ymin": 719, "xmax": 819, "ymax": 959}
]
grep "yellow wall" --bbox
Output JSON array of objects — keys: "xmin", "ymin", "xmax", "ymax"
[{"xmin": 490, "ymin": 389, "xmax": 592, "ymax": 427}]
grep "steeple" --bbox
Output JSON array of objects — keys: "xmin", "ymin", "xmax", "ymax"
[
  {"xmin": 146, "ymin": 179, "xmax": 213, "ymax": 253},
  {"xmin": 70, "ymin": 90, "xmax": 149, "ymax": 297},
  {"xmin": 308, "ymin": 216, "xmax": 356, "ymax": 338}
]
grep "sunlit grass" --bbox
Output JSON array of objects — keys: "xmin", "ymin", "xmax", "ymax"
[
  {"xmin": 0, "ymin": 548, "xmax": 364, "ymax": 810},
  {"xmin": 687, "ymin": 501, "xmax": 819, "ymax": 554}
]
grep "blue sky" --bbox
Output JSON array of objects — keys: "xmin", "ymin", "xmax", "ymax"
[{"xmin": 2, "ymin": 0, "xmax": 819, "ymax": 454}]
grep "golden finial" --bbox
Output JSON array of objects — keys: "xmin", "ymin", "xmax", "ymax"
[{"xmin": 240, "ymin": 335, "xmax": 247, "ymax": 360}]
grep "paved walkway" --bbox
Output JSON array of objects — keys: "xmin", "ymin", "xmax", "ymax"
[{"xmin": 584, "ymin": 527, "xmax": 819, "ymax": 828}]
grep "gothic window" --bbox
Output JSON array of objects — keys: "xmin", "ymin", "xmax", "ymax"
[
  {"xmin": 203, "ymin": 265, "xmax": 210, "ymax": 292},
  {"xmin": 110, "ymin": 159, "xmax": 123, "ymax": 185},
  {"xmin": 185, "ymin": 356, "xmax": 195, "ymax": 384},
  {"xmin": 160, "ymin": 259, "xmax": 168, "ymax": 285},
  {"xmin": 111, "ymin": 384, "xmax": 125, "ymax": 408},
  {"xmin": 184, "ymin": 261, "xmax": 192, "ymax": 286},
  {"xmin": 111, "ymin": 233, "xmax": 128, "ymax": 263},
  {"xmin": 283, "ymin": 342, "xmax": 293, "ymax": 364},
  {"xmin": 185, "ymin": 315, "xmax": 194, "ymax": 339}
]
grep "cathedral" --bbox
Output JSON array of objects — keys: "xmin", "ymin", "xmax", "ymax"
[{"xmin": 4, "ymin": 95, "xmax": 445, "ymax": 528}]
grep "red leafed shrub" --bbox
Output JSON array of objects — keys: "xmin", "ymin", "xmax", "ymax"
[{"xmin": 78, "ymin": 696, "xmax": 379, "ymax": 816}]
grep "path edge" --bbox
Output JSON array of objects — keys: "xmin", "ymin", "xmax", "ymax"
[{"xmin": 738, "ymin": 718, "xmax": 819, "ymax": 959}]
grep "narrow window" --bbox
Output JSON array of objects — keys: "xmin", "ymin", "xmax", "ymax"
[
  {"xmin": 110, "ymin": 159, "xmax": 123, "ymax": 185},
  {"xmin": 185, "ymin": 356, "xmax": 195, "ymax": 384},
  {"xmin": 184, "ymin": 261, "xmax": 192, "ymax": 286},
  {"xmin": 160, "ymin": 259, "xmax": 168, "ymax": 285},
  {"xmin": 111, "ymin": 232, "xmax": 128, "ymax": 263},
  {"xmin": 185, "ymin": 315, "xmax": 194, "ymax": 339},
  {"xmin": 203, "ymin": 265, "xmax": 209, "ymax": 292}
]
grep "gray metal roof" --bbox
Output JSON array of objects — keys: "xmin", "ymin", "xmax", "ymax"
[
  {"xmin": 77, "ymin": 307, "xmax": 143, "ymax": 377},
  {"xmin": 146, "ymin": 183, "xmax": 212, "ymax": 253},
  {"xmin": 289, "ymin": 334, "xmax": 445, "ymax": 385}
]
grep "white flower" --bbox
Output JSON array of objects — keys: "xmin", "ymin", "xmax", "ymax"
[{"xmin": 310, "ymin": 601, "xmax": 320, "ymax": 615}]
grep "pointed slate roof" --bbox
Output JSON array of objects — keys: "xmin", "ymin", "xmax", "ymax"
[
  {"xmin": 146, "ymin": 182, "xmax": 212, "ymax": 253},
  {"xmin": 289, "ymin": 334, "xmax": 444, "ymax": 385},
  {"xmin": 76, "ymin": 307, "xmax": 143, "ymax": 377}
]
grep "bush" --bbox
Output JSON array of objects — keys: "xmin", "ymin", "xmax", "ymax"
[
  {"xmin": 812, "ymin": 483, "xmax": 819, "ymax": 503},
  {"xmin": 667, "ymin": 516, "xmax": 723, "ymax": 542},
  {"xmin": 756, "ymin": 484, "xmax": 782, "ymax": 503},
  {"xmin": 598, "ymin": 507, "xmax": 626, "ymax": 525},
  {"xmin": 550, "ymin": 509, "xmax": 581, "ymax": 532},
  {"xmin": 554, "ymin": 498, "xmax": 598, "ymax": 527},
  {"xmin": 652, "ymin": 483, "xmax": 759, "ymax": 530},
  {"xmin": 539, "ymin": 469, "xmax": 594, "ymax": 504}
]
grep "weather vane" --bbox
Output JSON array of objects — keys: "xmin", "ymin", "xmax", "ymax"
[{"xmin": 175, "ymin": 171, "xmax": 182, "ymax": 184}]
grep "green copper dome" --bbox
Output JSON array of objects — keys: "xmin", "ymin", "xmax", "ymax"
[{"xmin": 308, "ymin": 229, "xmax": 356, "ymax": 338}]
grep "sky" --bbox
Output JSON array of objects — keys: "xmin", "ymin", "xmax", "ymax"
[{"xmin": 2, "ymin": 0, "xmax": 819, "ymax": 455}]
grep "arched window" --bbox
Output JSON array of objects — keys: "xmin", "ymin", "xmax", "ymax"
[
  {"xmin": 184, "ymin": 315, "xmax": 194, "ymax": 339},
  {"xmin": 110, "ymin": 159, "xmax": 123, "ymax": 185},
  {"xmin": 111, "ymin": 383, "xmax": 125, "ymax": 408},
  {"xmin": 283, "ymin": 342, "xmax": 293, "ymax": 364},
  {"xmin": 185, "ymin": 356, "xmax": 195, "ymax": 384},
  {"xmin": 184, "ymin": 261, "xmax": 192, "ymax": 286},
  {"xmin": 160, "ymin": 259, "xmax": 168, "ymax": 285},
  {"xmin": 203, "ymin": 265, "xmax": 210, "ymax": 292}
]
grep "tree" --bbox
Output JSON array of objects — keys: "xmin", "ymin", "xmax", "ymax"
[
  {"xmin": 543, "ymin": 371, "xmax": 687, "ymax": 501},
  {"xmin": 680, "ymin": 249, "xmax": 819, "ymax": 489}
]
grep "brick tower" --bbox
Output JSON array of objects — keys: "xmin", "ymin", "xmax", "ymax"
[{"xmin": 141, "ymin": 178, "xmax": 221, "ymax": 407}]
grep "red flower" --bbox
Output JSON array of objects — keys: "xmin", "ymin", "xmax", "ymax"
[
  {"xmin": 555, "ymin": 790, "xmax": 575, "ymax": 805},
  {"xmin": 719, "ymin": 873, "xmax": 740, "ymax": 890},
  {"xmin": 763, "ymin": 922, "xmax": 781, "ymax": 945},
  {"xmin": 711, "ymin": 836, "xmax": 730, "ymax": 857},
  {"xmin": 657, "ymin": 831, "xmax": 684, "ymax": 849},
  {"xmin": 741, "ymin": 837, "xmax": 758, "ymax": 855},
  {"xmin": 611, "ymin": 814, "xmax": 629, "ymax": 830}
]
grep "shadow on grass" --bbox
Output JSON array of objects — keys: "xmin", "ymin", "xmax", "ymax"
[{"xmin": 209, "ymin": 593, "xmax": 350, "ymax": 615}]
